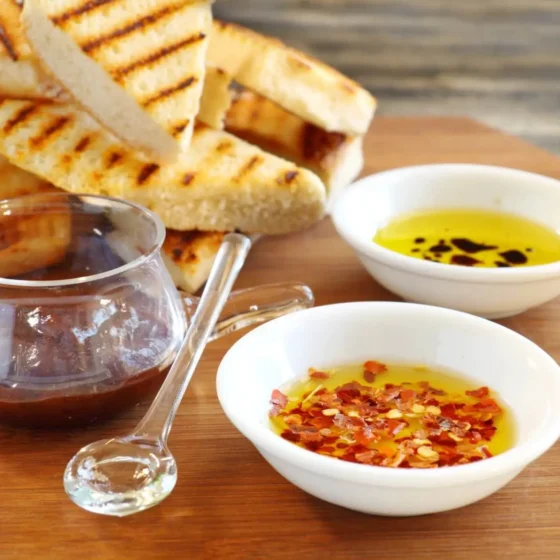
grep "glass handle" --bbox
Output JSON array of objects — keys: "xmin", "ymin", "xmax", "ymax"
[{"xmin": 181, "ymin": 283, "xmax": 314, "ymax": 342}]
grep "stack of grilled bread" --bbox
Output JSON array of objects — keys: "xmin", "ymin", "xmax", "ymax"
[{"xmin": 0, "ymin": 0, "xmax": 376, "ymax": 292}]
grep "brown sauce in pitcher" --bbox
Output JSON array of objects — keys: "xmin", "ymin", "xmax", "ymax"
[
  {"xmin": 0, "ymin": 365, "xmax": 171, "ymax": 429},
  {"xmin": 0, "ymin": 196, "xmax": 179, "ymax": 429}
]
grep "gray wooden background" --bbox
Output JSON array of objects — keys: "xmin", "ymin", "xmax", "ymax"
[{"xmin": 214, "ymin": 0, "xmax": 560, "ymax": 154}]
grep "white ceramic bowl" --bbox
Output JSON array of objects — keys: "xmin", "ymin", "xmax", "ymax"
[
  {"xmin": 217, "ymin": 302, "xmax": 560, "ymax": 516},
  {"xmin": 331, "ymin": 164, "xmax": 560, "ymax": 319}
]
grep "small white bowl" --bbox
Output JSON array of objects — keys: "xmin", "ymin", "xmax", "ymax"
[
  {"xmin": 217, "ymin": 302, "xmax": 560, "ymax": 516},
  {"xmin": 331, "ymin": 164, "xmax": 560, "ymax": 319}
]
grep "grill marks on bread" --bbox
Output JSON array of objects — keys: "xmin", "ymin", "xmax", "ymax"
[
  {"xmin": 137, "ymin": 163, "xmax": 160, "ymax": 186},
  {"xmin": 0, "ymin": 1, "xmax": 25, "ymax": 61},
  {"xmin": 164, "ymin": 230, "xmax": 224, "ymax": 265},
  {"xmin": 142, "ymin": 76, "xmax": 197, "ymax": 108},
  {"xmin": 74, "ymin": 135, "xmax": 92, "ymax": 153},
  {"xmin": 104, "ymin": 150, "xmax": 124, "ymax": 169},
  {"xmin": 2, "ymin": 103, "xmax": 38, "ymax": 133},
  {"xmin": 51, "ymin": 0, "xmax": 119, "ymax": 26},
  {"xmin": 171, "ymin": 120, "xmax": 190, "ymax": 137},
  {"xmin": 112, "ymin": 32, "xmax": 206, "ymax": 81},
  {"xmin": 51, "ymin": 0, "xmax": 120, "ymax": 26},
  {"xmin": 79, "ymin": 3, "xmax": 184, "ymax": 55},
  {"xmin": 233, "ymin": 155, "xmax": 263, "ymax": 183},
  {"xmin": 0, "ymin": 22, "xmax": 18, "ymax": 61},
  {"xmin": 30, "ymin": 116, "xmax": 73, "ymax": 148}
]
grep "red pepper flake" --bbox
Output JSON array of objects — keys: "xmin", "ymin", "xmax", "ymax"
[
  {"xmin": 309, "ymin": 370, "xmax": 330, "ymax": 380},
  {"xmin": 285, "ymin": 414, "xmax": 303, "ymax": 426},
  {"xmin": 429, "ymin": 431, "xmax": 457, "ymax": 447},
  {"xmin": 466, "ymin": 386, "xmax": 490, "ymax": 399},
  {"xmin": 378, "ymin": 387, "xmax": 401, "ymax": 403},
  {"xmin": 318, "ymin": 393, "xmax": 341, "ymax": 407},
  {"xmin": 271, "ymin": 389, "xmax": 288, "ymax": 406},
  {"xmin": 310, "ymin": 416, "xmax": 333, "ymax": 429},
  {"xmin": 299, "ymin": 431, "xmax": 323, "ymax": 443},
  {"xmin": 269, "ymin": 389, "xmax": 289, "ymax": 417},
  {"xmin": 337, "ymin": 388, "xmax": 360, "ymax": 404},
  {"xmin": 354, "ymin": 426, "xmax": 376, "ymax": 446},
  {"xmin": 469, "ymin": 431, "xmax": 483, "ymax": 444},
  {"xmin": 364, "ymin": 361, "xmax": 388, "ymax": 374},
  {"xmin": 307, "ymin": 408, "xmax": 324, "ymax": 418},
  {"xmin": 419, "ymin": 382, "xmax": 446, "ymax": 395},
  {"xmin": 333, "ymin": 413, "xmax": 357, "ymax": 430},
  {"xmin": 479, "ymin": 426, "xmax": 497, "ymax": 440},
  {"xmin": 355, "ymin": 450, "xmax": 377, "ymax": 463},
  {"xmin": 280, "ymin": 430, "xmax": 299, "ymax": 442},
  {"xmin": 472, "ymin": 398, "xmax": 502, "ymax": 414},
  {"xmin": 400, "ymin": 389, "xmax": 415, "ymax": 402},
  {"xmin": 270, "ymin": 366, "xmax": 506, "ymax": 469},
  {"xmin": 386, "ymin": 419, "xmax": 407, "ymax": 435},
  {"xmin": 319, "ymin": 446, "xmax": 336, "ymax": 454},
  {"xmin": 439, "ymin": 403, "xmax": 459, "ymax": 419}
]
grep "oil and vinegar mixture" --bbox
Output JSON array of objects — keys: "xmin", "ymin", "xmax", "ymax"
[{"xmin": 373, "ymin": 208, "xmax": 560, "ymax": 268}]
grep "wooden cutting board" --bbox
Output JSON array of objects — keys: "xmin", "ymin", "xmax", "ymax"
[{"xmin": 1, "ymin": 117, "xmax": 559, "ymax": 560}]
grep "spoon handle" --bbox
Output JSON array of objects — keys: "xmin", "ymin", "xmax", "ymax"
[{"xmin": 133, "ymin": 233, "xmax": 252, "ymax": 442}]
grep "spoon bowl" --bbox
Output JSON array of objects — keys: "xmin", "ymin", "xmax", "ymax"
[{"xmin": 64, "ymin": 436, "xmax": 177, "ymax": 516}]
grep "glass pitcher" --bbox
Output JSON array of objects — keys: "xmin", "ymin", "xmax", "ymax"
[{"xmin": 0, "ymin": 192, "xmax": 313, "ymax": 428}]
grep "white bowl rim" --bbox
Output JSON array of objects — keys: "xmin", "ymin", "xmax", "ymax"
[
  {"xmin": 217, "ymin": 301, "xmax": 560, "ymax": 488},
  {"xmin": 331, "ymin": 164, "xmax": 560, "ymax": 284}
]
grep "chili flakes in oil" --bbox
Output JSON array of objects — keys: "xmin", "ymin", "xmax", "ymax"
[{"xmin": 269, "ymin": 361, "xmax": 504, "ymax": 469}]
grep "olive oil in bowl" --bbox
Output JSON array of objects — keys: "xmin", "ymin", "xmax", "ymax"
[{"xmin": 373, "ymin": 208, "xmax": 560, "ymax": 268}]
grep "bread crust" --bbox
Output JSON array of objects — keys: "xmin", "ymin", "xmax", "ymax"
[
  {"xmin": 208, "ymin": 20, "xmax": 376, "ymax": 136},
  {"xmin": 198, "ymin": 66, "xmax": 233, "ymax": 129}
]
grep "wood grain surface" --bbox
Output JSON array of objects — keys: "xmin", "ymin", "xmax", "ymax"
[
  {"xmin": 214, "ymin": 0, "xmax": 560, "ymax": 154},
  {"xmin": 1, "ymin": 118, "xmax": 560, "ymax": 559}
]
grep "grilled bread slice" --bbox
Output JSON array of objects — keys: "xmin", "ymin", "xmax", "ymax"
[
  {"xmin": 0, "ymin": 99, "xmax": 326, "ymax": 234},
  {"xmin": 108, "ymin": 224, "xmax": 223, "ymax": 293},
  {"xmin": 0, "ymin": 155, "xmax": 57, "ymax": 199},
  {"xmin": 208, "ymin": 20, "xmax": 376, "ymax": 136},
  {"xmin": 198, "ymin": 66, "xmax": 233, "ymax": 129},
  {"xmin": 0, "ymin": 0, "xmax": 65, "ymax": 100},
  {"xmin": 225, "ymin": 89, "xmax": 364, "ymax": 201},
  {"xmin": 0, "ymin": 191, "xmax": 72, "ymax": 279},
  {"xmin": 162, "ymin": 229, "xmax": 224, "ymax": 293},
  {"xmin": 22, "ymin": 0, "xmax": 213, "ymax": 161}
]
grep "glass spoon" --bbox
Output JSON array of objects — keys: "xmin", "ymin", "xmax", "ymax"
[{"xmin": 63, "ymin": 233, "xmax": 254, "ymax": 516}]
